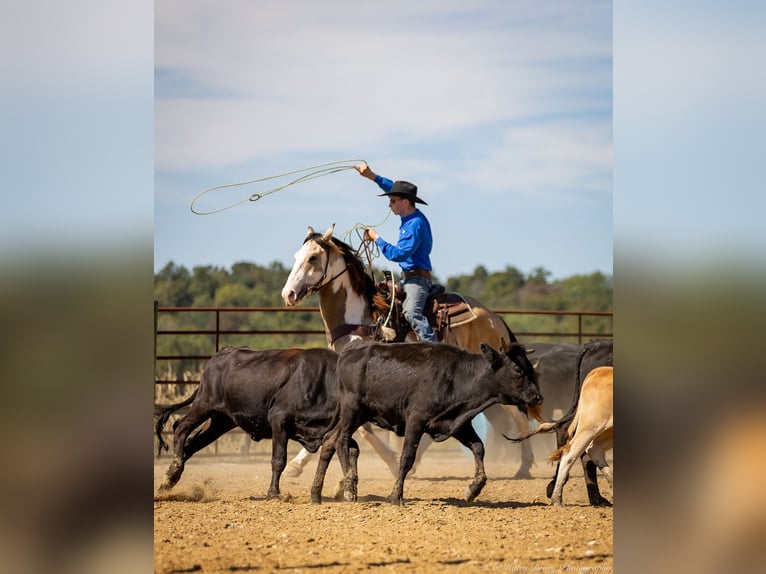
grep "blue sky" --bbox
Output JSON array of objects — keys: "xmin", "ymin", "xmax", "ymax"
[{"xmin": 153, "ymin": 1, "xmax": 613, "ymax": 281}]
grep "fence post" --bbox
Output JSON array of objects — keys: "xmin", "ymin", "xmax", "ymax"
[{"xmin": 154, "ymin": 300, "xmax": 159, "ymax": 404}]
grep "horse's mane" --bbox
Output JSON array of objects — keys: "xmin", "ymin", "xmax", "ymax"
[{"xmin": 305, "ymin": 233, "xmax": 379, "ymax": 309}]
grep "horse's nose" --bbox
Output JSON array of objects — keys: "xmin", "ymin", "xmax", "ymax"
[{"xmin": 283, "ymin": 290, "xmax": 297, "ymax": 306}]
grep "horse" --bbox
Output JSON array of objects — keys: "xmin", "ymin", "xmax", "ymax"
[{"xmin": 280, "ymin": 224, "xmax": 539, "ymax": 478}]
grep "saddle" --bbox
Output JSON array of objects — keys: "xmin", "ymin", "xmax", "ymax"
[{"xmin": 373, "ymin": 278, "xmax": 477, "ymax": 343}]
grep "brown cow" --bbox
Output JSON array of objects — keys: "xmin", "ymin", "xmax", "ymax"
[{"xmin": 548, "ymin": 365, "xmax": 613, "ymax": 506}]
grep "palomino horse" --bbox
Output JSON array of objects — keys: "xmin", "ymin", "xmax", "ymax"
[{"xmin": 280, "ymin": 224, "xmax": 539, "ymax": 478}]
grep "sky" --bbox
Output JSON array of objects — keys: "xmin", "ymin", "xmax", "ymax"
[{"xmin": 153, "ymin": 1, "xmax": 614, "ymax": 281}]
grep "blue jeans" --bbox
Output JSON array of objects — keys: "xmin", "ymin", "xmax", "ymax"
[{"xmin": 402, "ymin": 275, "xmax": 437, "ymax": 342}]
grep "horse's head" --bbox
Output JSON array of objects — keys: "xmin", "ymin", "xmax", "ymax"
[{"xmin": 281, "ymin": 224, "xmax": 336, "ymax": 306}]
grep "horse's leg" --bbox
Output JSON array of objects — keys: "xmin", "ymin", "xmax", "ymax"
[
  {"xmin": 284, "ymin": 447, "xmax": 313, "ymax": 477},
  {"xmin": 159, "ymin": 412, "xmax": 235, "ymax": 491},
  {"xmin": 357, "ymin": 422, "xmax": 399, "ymax": 477},
  {"xmin": 483, "ymin": 405, "xmax": 534, "ymax": 476},
  {"xmin": 411, "ymin": 433, "xmax": 433, "ymax": 475},
  {"xmin": 452, "ymin": 422, "xmax": 487, "ymax": 502}
]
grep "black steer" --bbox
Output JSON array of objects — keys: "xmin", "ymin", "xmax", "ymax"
[
  {"xmin": 155, "ymin": 346, "xmax": 339, "ymax": 499},
  {"xmin": 310, "ymin": 340, "xmax": 542, "ymax": 506}
]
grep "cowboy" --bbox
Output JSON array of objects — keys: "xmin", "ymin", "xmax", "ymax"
[{"xmin": 355, "ymin": 162, "xmax": 437, "ymax": 343}]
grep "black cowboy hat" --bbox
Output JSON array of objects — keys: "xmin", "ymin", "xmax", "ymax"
[{"xmin": 378, "ymin": 180, "xmax": 428, "ymax": 205}]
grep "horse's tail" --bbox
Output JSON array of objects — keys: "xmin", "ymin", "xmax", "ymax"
[
  {"xmin": 154, "ymin": 388, "xmax": 199, "ymax": 457},
  {"xmin": 491, "ymin": 311, "xmax": 520, "ymax": 345}
]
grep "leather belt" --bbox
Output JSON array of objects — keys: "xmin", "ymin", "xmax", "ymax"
[{"xmin": 403, "ymin": 268, "xmax": 432, "ymax": 280}]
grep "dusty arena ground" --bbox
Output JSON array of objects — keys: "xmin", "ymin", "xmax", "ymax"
[{"xmin": 154, "ymin": 435, "xmax": 613, "ymax": 574}]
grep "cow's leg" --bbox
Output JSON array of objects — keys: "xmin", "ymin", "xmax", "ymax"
[
  {"xmin": 310, "ymin": 429, "xmax": 338, "ymax": 504},
  {"xmin": 267, "ymin": 419, "xmax": 289, "ymax": 499},
  {"xmin": 582, "ymin": 454, "xmax": 611, "ymax": 506},
  {"xmin": 546, "ymin": 426, "xmax": 570, "ymax": 499},
  {"xmin": 284, "ymin": 447, "xmax": 313, "ymax": 477},
  {"xmin": 550, "ymin": 431, "xmax": 598, "ymax": 506},
  {"xmin": 588, "ymin": 434, "xmax": 613, "ymax": 492},
  {"xmin": 357, "ymin": 423, "xmax": 399, "ymax": 478},
  {"xmin": 387, "ymin": 424, "xmax": 425, "ymax": 506},
  {"xmin": 453, "ymin": 423, "xmax": 487, "ymax": 502},
  {"xmin": 337, "ymin": 426, "xmax": 361, "ymax": 502},
  {"xmin": 159, "ymin": 412, "xmax": 235, "ymax": 492}
]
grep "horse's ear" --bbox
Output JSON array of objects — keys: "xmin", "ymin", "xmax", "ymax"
[
  {"xmin": 499, "ymin": 337, "xmax": 508, "ymax": 353},
  {"xmin": 322, "ymin": 224, "xmax": 335, "ymax": 241},
  {"xmin": 306, "ymin": 226, "xmax": 315, "ymax": 238}
]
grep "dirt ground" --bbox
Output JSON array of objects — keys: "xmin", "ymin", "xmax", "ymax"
[{"xmin": 154, "ymin": 437, "xmax": 613, "ymax": 574}]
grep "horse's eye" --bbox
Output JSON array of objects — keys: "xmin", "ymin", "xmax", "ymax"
[{"xmin": 308, "ymin": 255, "xmax": 318, "ymax": 264}]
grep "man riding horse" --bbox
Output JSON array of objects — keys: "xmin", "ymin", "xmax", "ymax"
[{"xmin": 356, "ymin": 161, "xmax": 438, "ymax": 343}]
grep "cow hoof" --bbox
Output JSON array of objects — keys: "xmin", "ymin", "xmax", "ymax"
[{"xmin": 283, "ymin": 461, "xmax": 304, "ymax": 477}]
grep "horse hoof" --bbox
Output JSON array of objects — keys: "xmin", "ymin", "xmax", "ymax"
[
  {"xmin": 283, "ymin": 461, "xmax": 304, "ymax": 477},
  {"xmin": 513, "ymin": 470, "xmax": 534, "ymax": 480}
]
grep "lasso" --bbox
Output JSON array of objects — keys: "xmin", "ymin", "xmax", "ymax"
[
  {"xmin": 190, "ymin": 159, "xmax": 368, "ymax": 215},
  {"xmin": 190, "ymin": 158, "xmax": 398, "ymax": 326}
]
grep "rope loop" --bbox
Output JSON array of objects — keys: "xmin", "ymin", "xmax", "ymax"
[{"xmin": 190, "ymin": 158, "xmax": 367, "ymax": 215}]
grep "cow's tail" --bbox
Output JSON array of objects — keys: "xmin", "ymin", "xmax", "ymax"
[
  {"xmin": 503, "ymin": 418, "xmax": 567, "ymax": 442},
  {"xmin": 548, "ymin": 400, "xmax": 583, "ymax": 462},
  {"xmin": 154, "ymin": 388, "xmax": 199, "ymax": 457},
  {"xmin": 552, "ymin": 343, "xmax": 590, "ymax": 431}
]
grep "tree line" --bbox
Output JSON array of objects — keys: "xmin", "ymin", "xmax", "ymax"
[{"xmin": 154, "ymin": 260, "xmax": 612, "ymax": 379}]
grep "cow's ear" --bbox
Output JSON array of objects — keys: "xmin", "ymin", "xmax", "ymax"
[
  {"xmin": 480, "ymin": 343, "xmax": 501, "ymax": 369},
  {"xmin": 322, "ymin": 223, "xmax": 336, "ymax": 241}
]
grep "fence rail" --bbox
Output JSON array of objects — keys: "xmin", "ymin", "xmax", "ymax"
[
  {"xmin": 153, "ymin": 303, "xmax": 612, "ymax": 455},
  {"xmin": 154, "ymin": 303, "xmax": 612, "ymax": 380}
]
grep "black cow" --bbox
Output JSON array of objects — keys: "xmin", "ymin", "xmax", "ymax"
[
  {"xmin": 483, "ymin": 342, "xmax": 580, "ymax": 469},
  {"xmin": 310, "ymin": 340, "xmax": 542, "ymax": 506},
  {"xmin": 154, "ymin": 346, "xmax": 339, "ymax": 499}
]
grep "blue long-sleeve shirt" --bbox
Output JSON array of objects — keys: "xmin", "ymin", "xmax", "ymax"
[{"xmin": 373, "ymin": 175, "xmax": 433, "ymax": 272}]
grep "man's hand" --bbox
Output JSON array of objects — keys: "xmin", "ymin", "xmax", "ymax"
[
  {"xmin": 363, "ymin": 227, "xmax": 379, "ymax": 242},
  {"xmin": 355, "ymin": 162, "xmax": 375, "ymax": 180}
]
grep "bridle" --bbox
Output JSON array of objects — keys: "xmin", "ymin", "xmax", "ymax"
[{"xmin": 303, "ymin": 238, "xmax": 350, "ymax": 297}]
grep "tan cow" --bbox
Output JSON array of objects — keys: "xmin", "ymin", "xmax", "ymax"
[
  {"xmin": 548, "ymin": 365, "xmax": 613, "ymax": 506},
  {"xmin": 507, "ymin": 365, "xmax": 613, "ymax": 506}
]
